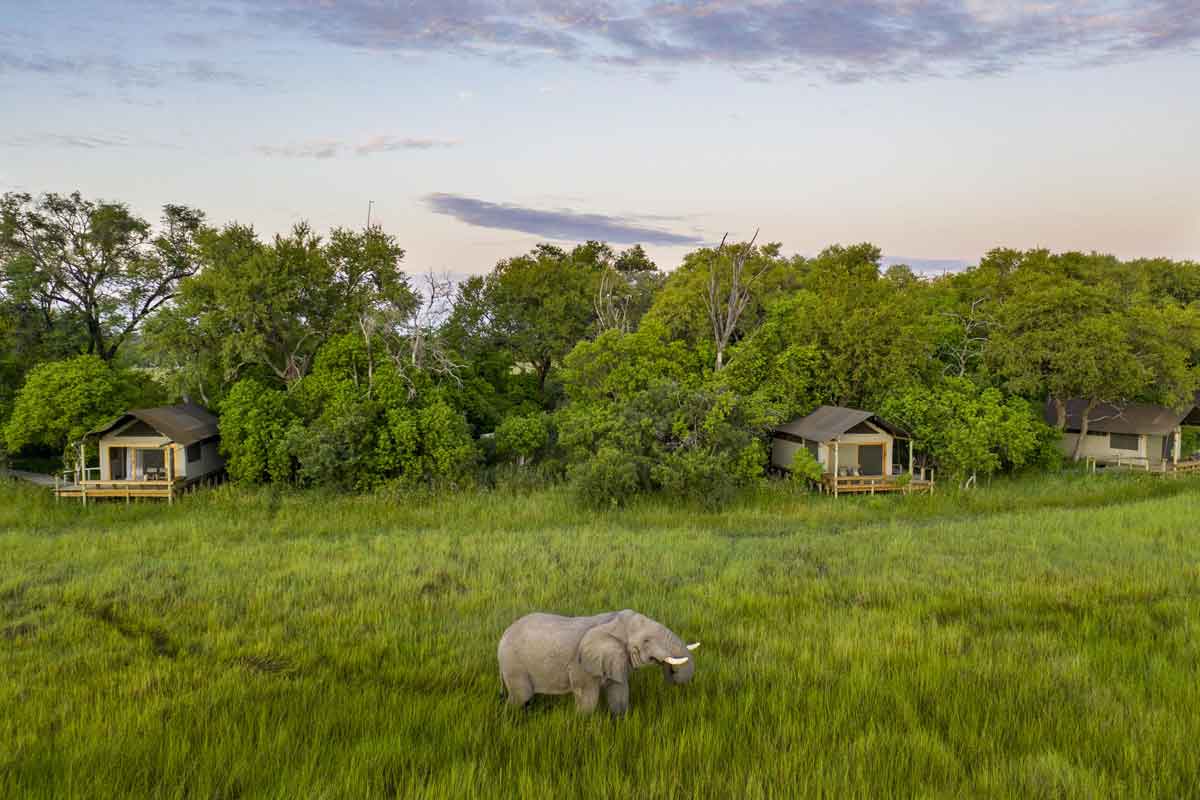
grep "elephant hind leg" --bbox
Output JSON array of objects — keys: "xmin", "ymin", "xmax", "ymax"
[{"xmin": 503, "ymin": 671, "xmax": 535, "ymax": 708}]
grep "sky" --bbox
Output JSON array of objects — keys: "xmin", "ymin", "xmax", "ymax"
[{"xmin": 1, "ymin": 0, "xmax": 1198, "ymax": 275}]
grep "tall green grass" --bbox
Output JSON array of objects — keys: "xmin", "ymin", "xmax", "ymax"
[{"xmin": 2, "ymin": 473, "xmax": 1198, "ymax": 798}]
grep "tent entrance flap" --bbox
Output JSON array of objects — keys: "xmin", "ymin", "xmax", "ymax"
[
  {"xmin": 859, "ymin": 445, "xmax": 884, "ymax": 476},
  {"xmin": 109, "ymin": 447, "xmax": 127, "ymax": 480}
]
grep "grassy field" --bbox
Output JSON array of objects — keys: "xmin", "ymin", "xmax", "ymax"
[{"xmin": 2, "ymin": 473, "xmax": 1199, "ymax": 799}]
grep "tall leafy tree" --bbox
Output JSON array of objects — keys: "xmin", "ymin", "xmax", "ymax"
[
  {"xmin": 719, "ymin": 245, "xmax": 945, "ymax": 413},
  {"xmin": 0, "ymin": 191, "xmax": 205, "ymax": 362},
  {"xmin": 478, "ymin": 243, "xmax": 605, "ymax": 397},
  {"xmin": 154, "ymin": 223, "xmax": 415, "ymax": 391}
]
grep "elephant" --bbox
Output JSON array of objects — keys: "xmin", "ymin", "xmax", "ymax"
[{"xmin": 497, "ymin": 609, "xmax": 699, "ymax": 715}]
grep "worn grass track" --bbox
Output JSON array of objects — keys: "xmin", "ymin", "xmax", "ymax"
[{"xmin": 2, "ymin": 473, "xmax": 1198, "ymax": 798}]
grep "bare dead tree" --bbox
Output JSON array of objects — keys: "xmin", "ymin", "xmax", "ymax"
[
  {"xmin": 594, "ymin": 267, "xmax": 631, "ymax": 334},
  {"xmin": 373, "ymin": 270, "xmax": 464, "ymax": 398},
  {"xmin": 703, "ymin": 229, "xmax": 762, "ymax": 371},
  {"xmin": 942, "ymin": 297, "xmax": 990, "ymax": 377}
]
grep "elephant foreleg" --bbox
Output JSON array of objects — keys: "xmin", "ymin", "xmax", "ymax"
[
  {"xmin": 604, "ymin": 681, "xmax": 629, "ymax": 716},
  {"xmin": 573, "ymin": 680, "xmax": 601, "ymax": 713}
]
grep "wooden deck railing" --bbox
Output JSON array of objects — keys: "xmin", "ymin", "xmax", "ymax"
[
  {"xmin": 1085, "ymin": 457, "xmax": 1200, "ymax": 476},
  {"xmin": 819, "ymin": 471, "xmax": 934, "ymax": 496},
  {"xmin": 54, "ymin": 475, "xmax": 187, "ymax": 504}
]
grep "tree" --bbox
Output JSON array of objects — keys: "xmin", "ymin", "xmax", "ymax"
[
  {"xmin": 643, "ymin": 239, "xmax": 803, "ymax": 366},
  {"xmin": 558, "ymin": 326, "xmax": 763, "ymax": 507},
  {"xmin": 0, "ymin": 191, "xmax": 205, "ymax": 362},
  {"xmin": 495, "ymin": 413, "xmax": 550, "ymax": 466},
  {"xmin": 595, "ymin": 244, "xmax": 664, "ymax": 334},
  {"xmin": 161, "ymin": 223, "xmax": 415, "ymax": 390},
  {"xmin": 3, "ymin": 355, "xmax": 160, "ymax": 457},
  {"xmin": 480, "ymin": 243, "xmax": 604, "ymax": 398},
  {"xmin": 705, "ymin": 230, "xmax": 763, "ymax": 371},
  {"xmin": 717, "ymin": 246, "xmax": 945, "ymax": 414}
]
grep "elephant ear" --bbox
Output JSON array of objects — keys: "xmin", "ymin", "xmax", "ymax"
[{"xmin": 578, "ymin": 617, "xmax": 630, "ymax": 684}]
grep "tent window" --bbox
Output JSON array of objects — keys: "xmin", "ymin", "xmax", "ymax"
[
  {"xmin": 1110, "ymin": 433, "xmax": 1139, "ymax": 451},
  {"xmin": 186, "ymin": 443, "xmax": 202, "ymax": 463}
]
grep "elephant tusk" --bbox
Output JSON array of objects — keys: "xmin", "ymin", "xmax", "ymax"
[
  {"xmin": 664, "ymin": 656, "xmax": 689, "ymax": 666},
  {"xmin": 686, "ymin": 642, "xmax": 700, "ymax": 651}
]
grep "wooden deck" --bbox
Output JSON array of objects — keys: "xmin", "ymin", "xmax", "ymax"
[
  {"xmin": 54, "ymin": 476, "xmax": 205, "ymax": 503},
  {"xmin": 818, "ymin": 474, "xmax": 934, "ymax": 496},
  {"xmin": 1086, "ymin": 457, "xmax": 1200, "ymax": 476}
]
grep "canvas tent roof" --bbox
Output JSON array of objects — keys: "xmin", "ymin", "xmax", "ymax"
[
  {"xmin": 88, "ymin": 403, "xmax": 219, "ymax": 446},
  {"xmin": 774, "ymin": 405, "xmax": 910, "ymax": 442},
  {"xmin": 1046, "ymin": 395, "xmax": 1200, "ymax": 436}
]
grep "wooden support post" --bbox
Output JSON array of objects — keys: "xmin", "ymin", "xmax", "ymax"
[
  {"xmin": 54, "ymin": 474, "xmax": 59, "ymax": 503},
  {"xmin": 832, "ymin": 440, "xmax": 840, "ymax": 498},
  {"xmin": 908, "ymin": 441, "xmax": 914, "ymax": 477},
  {"xmin": 166, "ymin": 444, "xmax": 175, "ymax": 505}
]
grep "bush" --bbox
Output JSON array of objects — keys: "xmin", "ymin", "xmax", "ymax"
[
  {"xmin": 558, "ymin": 379, "xmax": 768, "ymax": 508},
  {"xmin": 218, "ymin": 379, "xmax": 298, "ymax": 484},
  {"xmin": 880, "ymin": 377, "xmax": 1056, "ymax": 485},
  {"xmin": 787, "ymin": 446, "xmax": 825, "ymax": 484},
  {"xmin": 494, "ymin": 413, "xmax": 550, "ymax": 466},
  {"xmin": 568, "ymin": 446, "xmax": 642, "ymax": 508},
  {"xmin": 651, "ymin": 440, "xmax": 765, "ymax": 508},
  {"xmin": 288, "ymin": 406, "xmax": 379, "ymax": 491}
]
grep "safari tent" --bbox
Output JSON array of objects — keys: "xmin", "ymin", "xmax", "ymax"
[
  {"xmin": 1047, "ymin": 395, "xmax": 1200, "ymax": 471},
  {"xmin": 55, "ymin": 403, "xmax": 225, "ymax": 502},
  {"xmin": 770, "ymin": 406, "xmax": 932, "ymax": 495}
]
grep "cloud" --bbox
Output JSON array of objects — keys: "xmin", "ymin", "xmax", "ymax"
[
  {"xmin": 3, "ymin": 133, "xmax": 133, "ymax": 149},
  {"xmin": 0, "ymin": 49, "xmax": 261, "ymax": 89},
  {"xmin": 246, "ymin": 0, "xmax": 1200, "ymax": 82},
  {"xmin": 354, "ymin": 136, "xmax": 461, "ymax": 155},
  {"xmin": 256, "ymin": 136, "xmax": 461, "ymax": 159},
  {"xmin": 424, "ymin": 194, "xmax": 704, "ymax": 246}
]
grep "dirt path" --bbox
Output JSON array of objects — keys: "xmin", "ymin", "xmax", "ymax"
[{"xmin": 1, "ymin": 469, "xmax": 59, "ymax": 488}]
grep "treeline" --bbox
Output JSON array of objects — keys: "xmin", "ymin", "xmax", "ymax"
[{"xmin": 2, "ymin": 191, "xmax": 1199, "ymax": 504}]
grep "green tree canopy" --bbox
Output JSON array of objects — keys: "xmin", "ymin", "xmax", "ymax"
[
  {"xmin": 879, "ymin": 378, "xmax": 1056, "ymax": 486},
  {"xmin": 0, "ymin": 191, "xmax": 205, "ymax": 362},
  {"xmin": 3, "ymin": 355, "xmax": 162, "ymax": 457},
  {"xmin": 154, "ymin": 223, "xmax": 415, "ymax": 393},
  {"xmin": 980, "ymin": 249, "xmax": 1200, "ymax": 457}
]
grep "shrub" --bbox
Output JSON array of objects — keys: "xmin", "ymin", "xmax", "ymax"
[
  {"xmin": 568, "ymin": 446, "xmax": 641, "ymax": 508},
  {"xmin": 787, "ymin": 446, "xmax": 825, "ymax": 484},
  {"xmin": 494, "ymin": 413, "xmax": 550, "ymax": 466},
  {"xmin": 880, "ymin": 377, "xmax": 1056, "ymax": 485},
  {"xmin": 559, "ymin": 379, "xmax": 768, "ymax": 508}
]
